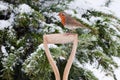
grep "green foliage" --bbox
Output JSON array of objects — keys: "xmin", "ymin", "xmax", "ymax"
[
  {"xmin": 2, "ymin": 53, "xmax": 16, "ymax": 80},
  {"xmin": 84, "ymin": 10, "xmax": 120, "ymax": 21},
  {"xmin": 69, "ymin": 65, "xmax": 98, "ymax": 80},
  {"xmin": 93, "ymin": 50, "xmax": 118, "ymax": 69},
  {"xmin": 0, "ymin": 29, "xmax": 17, "ymax": 49},
  {"xmin": 22, "ymin": 44, "xmax": 66, "ymax": 80},
  {"xmin": 50, "ymin": 48, "xmax": 66, "ymax": 58},
  {"xmin": 75, "ymin": 9, "xmax": 120, "ymax": 70},
  {"xmin": 75, "ymin": 17, "xmax": 99, "ymax": 35},
  {"xmin": 15, "ymin": 11, "xmax": 45, "ymax": 28},
  {"xmin": 22, "ymin": 50, "xmax": 51, "ymax": 80},
  {"xmin": 0, "ymin": 0, "xmax": 120, "ymax": 80},
  {"xmin": 76, "ymin": 34, "xmax": 97, "ymax": 63}
]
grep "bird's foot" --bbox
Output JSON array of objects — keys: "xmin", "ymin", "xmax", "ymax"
[{"xmin": 64, "ymin": 32, "xmax": 73, "ymax": 35}]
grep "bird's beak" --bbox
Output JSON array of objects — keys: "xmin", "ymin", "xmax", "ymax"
[{"xmin": 58, "ymin": 13, "xmax": 60, "ymax": 16}]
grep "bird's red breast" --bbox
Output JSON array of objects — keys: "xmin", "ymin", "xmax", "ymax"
[{"xmin": 58, "ymin": 12, "xmax": 66, "ymax": 26}]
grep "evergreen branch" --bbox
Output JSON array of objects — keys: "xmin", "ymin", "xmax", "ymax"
[
  {"xmin": 75, "ymin": 17, "xmax": 99, "ymax": 35},
  {"xmin": 87, "ymin": 10, "xmax": 120, "ymax": 22}
]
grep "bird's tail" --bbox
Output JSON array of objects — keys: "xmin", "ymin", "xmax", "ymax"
[
  {"xmin": 87, "ymin": 26, "xmax": 99, "ymax": 35},
  {"xmin": 75, "ymin": 17, "xmax": 99, "ymax": 35}
]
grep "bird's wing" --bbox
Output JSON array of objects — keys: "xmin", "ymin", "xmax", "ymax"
[
  {"xmin": 72, "ymin": 19, "xmax": 85, "ymax": 27},
  {"xmin": 65, "ymin": 15, "xmax": 85, "ymax": 28}
]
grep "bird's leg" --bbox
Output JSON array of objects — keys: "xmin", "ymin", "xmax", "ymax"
[
  {"xmin": 65, "ymin": 29, "xmax": 76, "ymax": 35},
  {"xmin": 66, "ymin": 29, "xmax": 70, "ymax": 33},
  {"xmin": 65, "ymin": 29, "xmax": 71, "ymax": 35},
  {"xmin": 71, "ymin": 29, "xmax": 76, "ymax": 33}
]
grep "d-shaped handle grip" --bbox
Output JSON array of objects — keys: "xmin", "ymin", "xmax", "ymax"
[{"xmin": 43, "ymin": 33, "xmax": 78, "ymax": 80}]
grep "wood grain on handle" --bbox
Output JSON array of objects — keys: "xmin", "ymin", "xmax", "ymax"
[
  {"xmin": 43, "ymin": 33, "xmax": 78, "ymax": 80},
  {"xmin": 43, "ymin": 35, "xmax": 61, "ymax": 80},
  {"xmin": 63, "ymin": 34, "xmax": 78, "ymax": 80}
]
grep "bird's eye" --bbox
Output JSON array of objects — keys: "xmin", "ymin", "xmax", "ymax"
[{"xmin": 61, "ymin": 13, "xmax": 64, "ymax": 16}]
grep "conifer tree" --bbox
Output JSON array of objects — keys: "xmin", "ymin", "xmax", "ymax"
[{"xmin": 0, "ymin": 0, "xmax": 120, "ymax": 80}]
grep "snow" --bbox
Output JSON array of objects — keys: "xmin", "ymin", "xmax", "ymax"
[
  {"xmin": 16, "ymin": 4, "xmax": 33, "ymax": 14},
  {"xmin": 85, "ymin": 63, "xmax": 115, "ymax": 80},
  {"xmin": 43, "ymin": 12, "xmax": 63, "ymax": 33},
  {"xmin": 47, "ymin": 24, "xmax": 63, "ymax": 33},
  {"xmin": 67, "ymin": 0, "xmax": 90, "ymax": 14},
  {"xmin": 40, "ymin": 0, "xmax": 58, "ymax": 8},
  {"xmin": 114, "ymin": 69, "xmax": 120, "ymax": 79},
  {"xmin": 1, "ymin": 45, "xmax": 8, "ymax": 56},
  {"xmin": 0, "ymin": 20, "xmax": 11, "ymax": 30},
  {"xmin": 109, "ymin": 0, "xmax": 120, "ymax": 18},
  {"xmin": 11, "ymin": 46, "xmax": 15, "ymax": 50},
  {"xmin": 65, "ymin": 0, "xmax": 109, "ymax": 25},
  {"xmin": 111, "ymin": 35, "xmax": 120, "ymax": 43},
  {"xmin": 59, "ymin": 56, "xmax": 65, "ymax": 60},
  {"xmin": 0, "ymin": 13, "xmax": 14, "ymax": 30},
  {"xmin": 113, "ymin": 57, "xmax": 120, "ymax": 80},
  {"xmin": 89, "ymin": 16, "xmax": 103, "ymax": 24},
  {"xmin": 0, "ymin": 1, "xmax": 8, "ymax": 11},
  {"xmin": 9, "ymin": 13, "xmax": 15, "ymax": 24},
  {"xmin": 38, "ymin": 43, "xmax": 58, "ymax": 50},
  {"xmin": 0, "ymin": 1, "xmax": 14, "ymax": 30},
  {"xmin": 96, "ymin": 46, "xmax": 104, "ymax": 52},
  {"xmin": 67, "ymin": 0, "xmax": 120, "ymax": 18},
  {"xmin": 109, "ymin": 24, "xmax": 120, "ymax": 35},
  {"xmin": 43, "ymin": 23, "xmax": 63, "ymax": 33},
  {"xmin": 0, "ymin": 4, "xmax": 8, "ymax": 11},
  {"xmin": 74, "ymin": 58, "xmax": 120, "ymax": 80}
]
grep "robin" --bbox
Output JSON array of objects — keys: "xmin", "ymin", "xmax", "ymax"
[{"xmin": 58, "ymin": 11, "xmax": 98, "ymax": 34}]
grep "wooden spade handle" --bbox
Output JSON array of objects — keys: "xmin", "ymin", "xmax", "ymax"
[{"xmin": 43, "ymin": 33, "xmax": 78, "ymax": 80}]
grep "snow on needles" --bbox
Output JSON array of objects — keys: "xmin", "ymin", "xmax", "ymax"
[
  {"xmin": 15, "ymin": 4, "xmax": 33, "ymax": 14},
  {"xmin": 38, "ymin": 43, "xmax": 58, "ymax": 50},
  {"xmin": 0, "ymin": 20, "xmax": 11, "ymax": 30},
  {"xmin": 0, "ymin": 1, "xmax": 12, "ymax": 30},
  {"xmin": 0, "ymin": 3, "xmax": 33, "ymax": 30},
  {"xmin": 29, "ymin": 43, "xmax": 58, "ymax": 60},
  {"xmin": 1, "ymin": 45, "xmax": 8, "ymax": 56},
  {"xmin": 0, "ymin": 1, "xmax": 8, "ymax": 11},
  {"xmin": 67, "ymin": 0, "xmax": 120, "ymax": 18}
]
